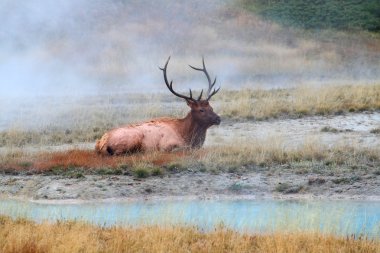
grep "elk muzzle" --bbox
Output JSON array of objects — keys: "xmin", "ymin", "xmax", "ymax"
[{"xmin": 213, "ymin": 115, "xmax": 221, "ymax": 125}]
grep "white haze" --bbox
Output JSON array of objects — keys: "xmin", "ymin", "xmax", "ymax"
[{"xmin": 0, "ymin": 0, "xmax": 379, "ymax": 130}]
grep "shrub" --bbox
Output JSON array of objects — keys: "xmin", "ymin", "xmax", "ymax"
[
  {"xmin": 134, "ymin": 168, "xmax": 150, "ymax": 178},
  {"xmin": 151, "ymin": 168, "xmax": 163, "ymax": 177}
]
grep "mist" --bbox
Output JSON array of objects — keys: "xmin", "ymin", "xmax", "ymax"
[{"xmin": 1, "ymin": 0, "xmax": 379, "ymax": 130}]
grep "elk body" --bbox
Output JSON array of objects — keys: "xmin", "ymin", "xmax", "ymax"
[{"xmin": 95, "ymin": 57, "xmax": 221, "ymax": 155}]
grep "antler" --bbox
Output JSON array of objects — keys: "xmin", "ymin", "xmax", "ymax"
[
  {"xmin": 189, "ymin": 57, "xmax": 220, "ymax": 101},
  {"xmin": 159, "ymin": 56, "xmax": 220, "ymax": 102},
  {"xmin": 159, "ymin": 56, "xmax": 198, "ymax": 102}
]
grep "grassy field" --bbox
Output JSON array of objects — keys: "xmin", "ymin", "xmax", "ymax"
[
  {"xmin": 0, "ymin": 215, "xmax": 378, "ymax": 253},
  {"xmin": 0, "ymin": 84, "xmax": 379, "ymax": 148},
  {"xmin": 1, "ymin": 139, "xmax": 379, "ymax": 177},
  {"xmin": 217, "ymin": 83, "xmax": 380, "ymax": 120}
]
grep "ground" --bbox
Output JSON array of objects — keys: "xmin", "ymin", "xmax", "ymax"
[
  {"xmin": 0, "ymin": 111, "xmax": 379, "ymax": 203},
  {"xmin": 1, "ymin": 169, "xmax": 379, "ymax": 203}
]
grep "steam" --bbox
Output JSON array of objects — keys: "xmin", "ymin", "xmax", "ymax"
[{"xmin": 0, "ymin": 0, "xmax": 379, "ymax": 130}]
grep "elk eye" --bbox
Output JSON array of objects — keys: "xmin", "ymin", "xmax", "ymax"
[{"xmin": 199, "ymin": 109, "xmax": 205, "ymax": 113}]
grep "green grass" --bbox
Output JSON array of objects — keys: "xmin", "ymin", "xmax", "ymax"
[
  {"xmin": 239, "ymin": 0, "xmax": 380, "ymax": 32},
  {"xmin": 275, "ymin": 183, "xmax": 304, "ymax": 194},
  {"xmin": 321, "ymin": 126, "xmax": 339, "ymax": 133},
  {"xmin": 133, "ymin": 168, "xmax": 150, "ymax": 178}
]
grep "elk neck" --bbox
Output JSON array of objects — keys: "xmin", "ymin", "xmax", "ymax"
[{"xmin": 177, "ymin": 112, "xmax": 208, "ymax": 148}]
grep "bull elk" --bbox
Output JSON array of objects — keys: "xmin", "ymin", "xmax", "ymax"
[{"xmin": 95, "ymin": 57, "xmax": 221, "ymax": 155}]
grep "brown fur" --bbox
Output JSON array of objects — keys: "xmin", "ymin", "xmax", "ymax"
[
  {"xmin": 96, "ymin": 57, "xmax": 221, "ymax": 155},
  {"xmin": 96, "ymin": 101, "xmax": 220, "ymax": 155}
]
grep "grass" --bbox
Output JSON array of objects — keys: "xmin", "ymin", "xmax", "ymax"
[
  {"xmin": 275, "ymin": 183, "xmax": 304, "ymax": 194},
  {"xmin": 332, "ymin": 176, "xmax": 361, "ymax": 185},
  {"xmin": 0, "ymin": 84, "xmax": 379, "ymax": 148},
  {"xmin": 321, "ymin": 126, "xmax": 339, "ymax": 133},
  {"xmin": 191, "ymin": 141, "xmax": 380, "ymax": 173},
  {"xmin": 0, "ymin": 139, "xmax": 379, "ymax": 177},
  {"xmin": 0, "ymin": 215, "xmax": 378, "ymax": 253},
  {"xmin": 133, "ymin": 168, "xmax": 150, "ymax": 178},
  {"xmin": 216, "ymin": 83, "xmax": 380, "ymax": 120},
  {"xmin": 239, "ymin": 0, "xmax": 380, "ymax": 32},
  {"xmin": 0, "ymin": 149, "xmax": 186, "ymax": 176},
  {"xmin": 274, "ymin": 183, "xmax": 292, "ymax": 193}
]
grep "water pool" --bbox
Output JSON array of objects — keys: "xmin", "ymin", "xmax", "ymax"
[{"xmin": 0, "ymin": 199, "xmax": 379, "ymax": 237}]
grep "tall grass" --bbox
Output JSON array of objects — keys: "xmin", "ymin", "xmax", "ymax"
[
  {"xmin": 179, "ymin": 139, "xmax": 380, "ymax": 176},
  {"xmin": 0, "ymin": 215, "xmax": 378, "ymax": 253},
  {"xmin": 217, "ymin": 83, "xmax": 380, "ymax": 119}
]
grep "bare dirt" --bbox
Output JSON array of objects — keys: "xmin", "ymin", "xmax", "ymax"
[{"xmin": 0, "ymin": 169, "xmax": 379, "ymax": 202}]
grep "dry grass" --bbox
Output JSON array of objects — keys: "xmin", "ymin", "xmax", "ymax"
[
  {"xmin": 0, "ymin": 149, "xmax": 186, "ymax": 174},
  {"xmin": 0, "ymin": 215, "xmax": 378, "ymax": 253},
  {"xmin": 217, "ymin": 83, "xmax": 380, "ymax": 120},
  {"xmin": 182, "ymin": 140, "xmax": 380, "ymax": 172},
  {"xmin": 1, "ymin": 139, "xmax": 378, "ymax": 175}
]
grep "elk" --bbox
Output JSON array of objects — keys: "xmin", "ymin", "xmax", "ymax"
[{"xmin": 95, "ymin": 57, "xmax": 221, "ymax": 155}]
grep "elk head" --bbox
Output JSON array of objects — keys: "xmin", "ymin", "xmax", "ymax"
[{"xmin": 160, "ymin": 57, "xmax": 221, "ymax": 127}]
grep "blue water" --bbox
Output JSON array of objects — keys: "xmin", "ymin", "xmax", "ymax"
[{"xmin": 0, "ymin": 199, "xmax": 379, "ymax": 237}]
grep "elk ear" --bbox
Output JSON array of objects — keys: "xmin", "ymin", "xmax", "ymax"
[{"xmin": 186, "ymin": 99, "xmax": 196, "ymax": 107}]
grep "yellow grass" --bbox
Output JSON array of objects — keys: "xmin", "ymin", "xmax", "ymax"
[
  {"xmin": 164, "ymin": 133, "xmax": 379, "ymax": 172},
  {"xmin": 217, "ymin": 83, "xmax": 380, "ymax": 119},
  {"xmin": 0, "ymin": 215, "xmax": 378, "ymax": 253}
]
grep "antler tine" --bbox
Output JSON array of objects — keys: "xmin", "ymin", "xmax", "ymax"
[
  {"xmin": 197, "ymin": 89, "xmax": 203, "ymax": 100},
  {"xmin": 189, "ymin": 57, "xmax": 212, "ymax": 87},
  {"xmin": 160, "ymin": 56, "xmax": 195, "ymax": 102},
  {"xmin": 189, "ymin": 57, "xmax": 220, "ymax": 101},
  {"xmin": 206, "ymin": 86, "xmax": 220, "ymax": 101}
]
